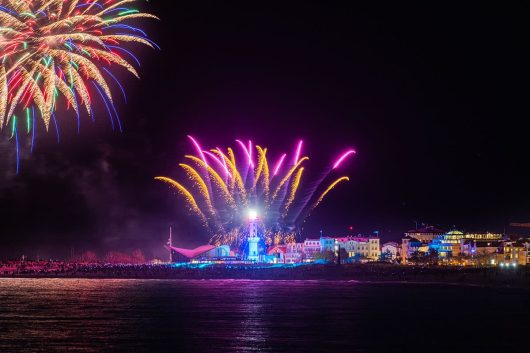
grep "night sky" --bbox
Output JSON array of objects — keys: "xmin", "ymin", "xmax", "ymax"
[{"xmin": 1, "ymin": 1, "xmax": 529, "ymax": 259}]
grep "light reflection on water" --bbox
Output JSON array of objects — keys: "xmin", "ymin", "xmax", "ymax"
[{"xmin": 0, "ymin": 278, "xmax": 528, "ymax": 352}]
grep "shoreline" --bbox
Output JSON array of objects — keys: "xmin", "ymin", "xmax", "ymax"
[
  {"xmin": 2, "ymin": 277, "xmax": 529, "ymax": 293},
  {"xmin": 2, "ymin": 263, "xmax": 529, "ymax": 290}
]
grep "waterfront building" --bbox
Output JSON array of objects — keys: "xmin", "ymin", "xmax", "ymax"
[
  {"xmin": 461, "ymin": 240, "xmax": 502, "ymax": 257},
  {"xmin": 267, "ymin": 245, "xmax": 287, "ymax": 263},
  {"xmin": 428, "ymin": 231, "xmax": 504, "ymax": 259},
  {"xmin": 303, "ymin": 239, "xmax": 321, "ymax": 259},
  {"xmin": 337, "ymin": 236, "xmax": 380, "ymax": 260},
  {"xmin": 285, "ymin": 242, "xmax": 304, "ymax": 263},
  {"xmin": 367, "ymin": 237, "xmax": 381, "ymax": 260},
  {"xmin": 381, "ymin": 242, "xmax": 400, "ymax": 260},
  {"xmin": 401, "ymin": 236, "xmax": 422, "ymax": 264},
  {"xmin": 320, "ymin": 237, "xmax": 335, "ymax": 252},
  {"xmin": 296, "ymin": 234, "xmax": 382, "ymax": 262},
  {"xmin": 430, "ymin": 230, "xmax": 465, "ymax": 257},
  {"xmin": 502, "ymin": 241, "xmax": 528, "ymax": 265}
]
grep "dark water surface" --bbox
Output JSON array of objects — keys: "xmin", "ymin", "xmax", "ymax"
[{"xmin": 0, "ymin": 278, "xmax": 528, "ymax": 353}]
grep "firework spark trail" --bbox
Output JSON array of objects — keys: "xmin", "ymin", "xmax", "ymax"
[
  {"xmin": 203, "ymin": 150, "xmax": 231, "ymax": 178},
  {"xmin": 225, "ymin": 147, "xmax": 237, "ymax": 192},
  {"xmin": 1, "ymin": 0, "xmax": 158, "ymax": 171},
  {"xmin": 293, "ymin": 148, "xmax": 357, "ymax": 221},
  {"xmin": 253, "ymin": 146, "xmax": 266, "ymax": 189},
  {"xmin": 283, "ymin": 166, "xmax": 304, "ymax": 215},
  {"xmin": 261, "ymin": 148, "xmax": 270, "ymax": 199},
  {"xmin": 310, "ymin": 176, "xmax": 350, "ymax": 212},
  {"xmin": 255, "ymin": 146, "xmax": 270, "ymax": 202},
  {"xmin": 333, "ymin": 149, "xmax": 356, "ymax": 169},
  {"xmin": 187, "ymin": 135, "xmax": 207, "ymax": 166},
  {"xmin": 235, "ymin": 138, "xmax": 255, "ymax": 185},
  {"xmin": 179, "ymin": 163, "xmax": 216, "ymax": 217},
  {"xmin": 185, "ymin": 155, "xmax": 237, "ymax": 209},
  {"xmin": 215, "ymin": 147, "xmax": 230, "ymax": 181},
  {"xmin": 155, "ymin": 176, "xmax": 208, "ymax": 225},
  {"xmin": 156, "ymin": 137, "xmax": 356, "ymax": 248},
  {"xmin": 214, "ymin": 147, "xmax": 246, "ymax": 200},
  {"xmin": 271, "ymin": 157, "xmax": 308, "ymax": 201},
  {"xmin": 294, "ymin": 140, "xmax": 303, "ymax": 164},
  {"xmin": 272, "ymin": 153, "xmax": 287, "ymax": 176}
]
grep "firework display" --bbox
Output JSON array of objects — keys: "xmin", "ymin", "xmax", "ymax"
[
  {"xmin": 156, "ymin": 136, "xmax": 355, "ymax": 248},
  {"xmin": 0, "ymin": 0, "xmax": 158, "ymax": 172}
]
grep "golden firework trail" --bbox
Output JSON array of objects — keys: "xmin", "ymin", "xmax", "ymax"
[
  {"xmin": 179, "ymin": 163, "xmax": 216, "ymax": 217},
  {"xmin": 154, "ymin": 176, "xmax": 207, "ymax": 226},
  {"xmin": 283, "ymin": 166, "xmax": 304, "ymax": 215},
  {"xmin": 311, "ymin": 176, "xmax": 350, "ymax": 211},
  {"xmin": 185, "ymin": 155, "xmax": 237, "ymax": 209}
]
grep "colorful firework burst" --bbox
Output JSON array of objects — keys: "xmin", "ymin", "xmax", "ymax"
[
  {"xmin": 0, "ymin": 0, "xmax": 158, "ymax": 173},
  {"xmin": 156, "ymin": 136, "xmax": 356, "ymax": 249}
]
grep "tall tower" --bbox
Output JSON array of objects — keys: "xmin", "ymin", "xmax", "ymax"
[{"xmin": 247, "ymin": 210, "xmax": 260, "ymax": 261}]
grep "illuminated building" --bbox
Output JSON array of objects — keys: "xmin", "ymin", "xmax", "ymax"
[
  {"xmin": 267, "ymin": 245, "xmax": 287, "ymax": 263},
  {"xmin": 303, "ymin": 239, "xmax": 321, "ymax": 259},
  {"xmin": 336, "ymin": 236, "xmax": 381, "ymax": 260},
  {"xmin": 320, "ymin": 237, "xmax": 335, "ymax": 252},
  {"xmin": 502, "ymin": 241, "xmax": 528, "ymax": 265},
  {"xmin": 428, "ymin": 231, "xmax": 503, "ymax": 259},
  {"xmin": 461, "ymin": 240, "xmax": 502, "ymax": 257},
  {"xmin": 381, "ymin": 242, "xmax": 400, "ymax": 260},
  {"xmin": 430, "ymin": 230, "xmax": 465, "ymax": 257},
  {"xmin": 367, "ymin": 238, "xmax": 381, "ymax": 260},
  {"xmin": 401, "ymin": 236, "xmax": 422, "ymax": 264},
  {"xmin": 403, "ymin": 226, "xmax": 444, "ymax": 263},
  {"xmin": 285, "ymin": 242, "xmax": 304, "ymax": 263}
]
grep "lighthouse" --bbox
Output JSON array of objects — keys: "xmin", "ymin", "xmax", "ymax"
[{"xmin": 246, "ymin": 209, "xmax": 260, "ymax": 261}]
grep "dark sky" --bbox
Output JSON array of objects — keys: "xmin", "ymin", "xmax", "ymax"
[{"xmin": 1, "ymin": 1, "xmax": 530, "ymax": 259}]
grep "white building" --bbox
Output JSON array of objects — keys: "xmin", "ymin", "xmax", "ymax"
[
  {"xmin": 381, "ymin": 242, "xmax": 400, "ymax": 260},
  {"xmin": 285, "ymin": 243, "xmax": 304, "ymax": 263},
  {"xmin": 303, "ymin": 239, "xmax": 321, "ymax": 259},
  {"xmin": 336, "ymin": 236, "xmax": 381, "ymax": 261}
]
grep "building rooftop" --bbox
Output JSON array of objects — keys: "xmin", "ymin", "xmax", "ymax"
[
  {"xmin": 403, "ymin": 235, "xmax": 421, "ymax": 243},
  {"xmin": 169, "ymin": 245, "xmax": 216, "ymax": 259},
  {"xmin": 267, "ymin": 245, "xmax": 287, "ymax": 254},
  {"xmin": 406, "ymin": 226, "xmax": 445, "ymax": 234}
]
